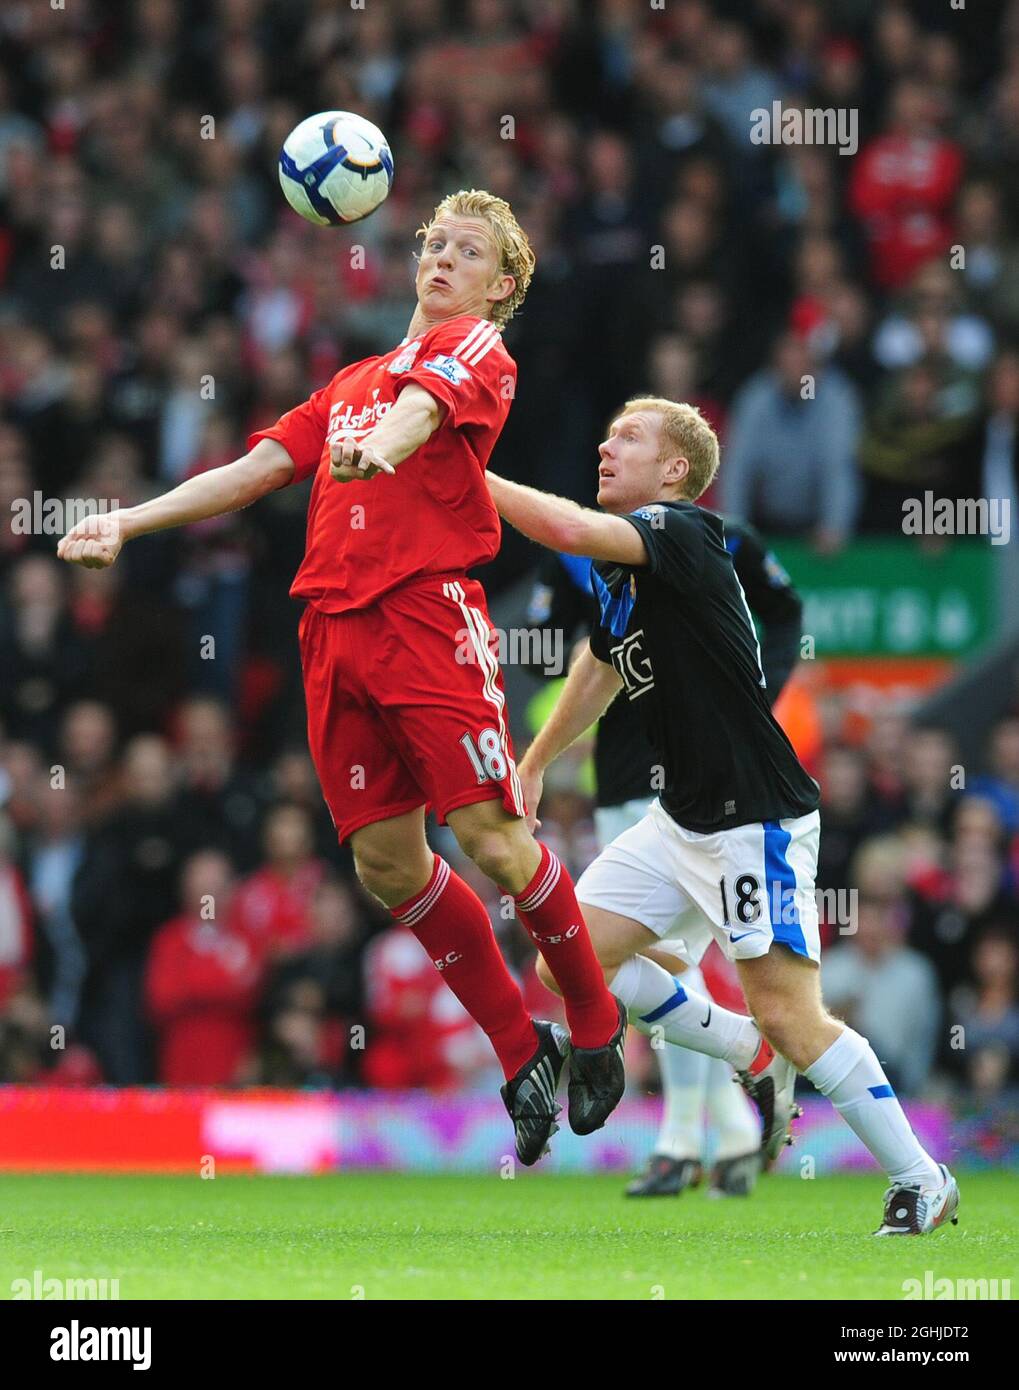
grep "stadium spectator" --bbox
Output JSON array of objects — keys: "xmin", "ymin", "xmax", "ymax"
[
  {"xmin": 146, "ymin": 849, "xmax": 262, "ymax": 1086},
  {"xmin": 232, "ymin": 802, "xmax": 325, "ymax": 963},
  {"xmin": 896, "ymin": 726, "xmax": 962, "ymax": 837},
  {"xmin": 871, "ymin": 259, "xmax": 994, "ymax": 376},
  {"xmin": 22, "ymin": 771, "xmax": 87, "ymax": 1032},
  {"xmin": 172, "ymin": 697, "xmax": 266, "ymax": 871},
  {"xmin": 950, "ymin": 929, "xmax": 1019, "ymax": 1096},
  {"xmin": 848, "ymin": 77, "xmax": 963, "ymax": 290},
  {"xmin": 720, "ymin": 331, "xmax": 862, "ymax": 550},
  {"xmin": 0, "ymin": 555, "xmax": 89, "ymax": 750},
  {"xmin": 909, "ymin": 837, "xmax": 1014, "ymax": 1012},
  {"xmin": 823, "ymin": 837, "xmax": 941, "ymax": 1095},
  {"xmin": 0, "ymin": 810, "xmax": 33, "ymax": 1011},
  {"xmin": 260, "ymin": 876, "xmax": 370, "ymax": 1087},
  {"xmin": 361, "ymin": 924, "xmax": 493, "ymax": 1091},
  {"xmin": 815, "ymin": 744, "xmax": 874, "ymax": 897},
  {"xmin": 970, "ymin": 717, "xmax": 1019, "ymax": 834},
  {"xmin": 56, "ymin": 700, "xmax": 121, "ymax": 828},
  {"xmin": 72, "ymin": 734, "xmax": 187, "ymax": 1082}
]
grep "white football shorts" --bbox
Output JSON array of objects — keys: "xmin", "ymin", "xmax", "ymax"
[{"xmin": 576, "ymin": 798, "xmax": 821, "ymax": 966}]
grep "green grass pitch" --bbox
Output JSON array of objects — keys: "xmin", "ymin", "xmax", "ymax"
[{"xmin": 0, "ymin": 1172, "xmax": 1014, "ymax": 1300}]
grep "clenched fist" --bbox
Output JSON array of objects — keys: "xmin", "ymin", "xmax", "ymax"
[
  {"xmin": 57, "ymin": 512, "xmax": 125, "ymax": 569},
  {"xmin": 329, "ymin": 437, "xmax": 396, "ymax": 483}
]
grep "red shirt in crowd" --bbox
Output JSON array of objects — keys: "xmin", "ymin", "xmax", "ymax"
[
  {"xmin": 362, "ymin": 927, "xmax": 489, "ymax": 1089},
  {"xmin": 0, "ymin": 862, "xmax": 33, "ymax": 1008},
  {"xmin": 231, "ymin": 860, "xmax": 325, "ymax": 962},
  {"xmin": 848, "ymin": 132, "xmax": 963, "ymax": 289},
  {"xmin": 145, "ymin": 916, "xmax": 262, "ymax": 1085},
  {"xmin": 248, "ymin": 313, "xmax": 515, "ymax": 613}
]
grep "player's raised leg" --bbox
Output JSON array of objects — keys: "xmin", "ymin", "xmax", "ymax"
[
  {"xmin": 379, "ymin": 576, "xmax": 626, "ymax": 1136},
  {"xmin": 535, "ymin": 902, "xmax": 793, "ymax": 1156},
  {"xmin": 566, "ymin": 816, "xmax": 800, "ymax": 1157},
  {"xmin": 350, "ymin": 807, "xmax": 568, "ymax": 1165},
  {"xmin": 447, "ymin": 797, "xmax": 626, "ymax": 1135},
  {"xmin": 736, "ymin": 946, "xmax": 960, "ymax": 1235}
]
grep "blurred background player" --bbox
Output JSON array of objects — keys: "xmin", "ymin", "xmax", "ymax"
[
  {"xmin": 58, "ymin": 190, "xmax": 627, "ymax": 1164},
  {"xmin": 522, "ymin": 510, "xmax": 804, "ymax": 1197}
]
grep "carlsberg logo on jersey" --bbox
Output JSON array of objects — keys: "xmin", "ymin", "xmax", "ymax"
[{"xmin": 326, "ymin": 391, "xmax": 393, "ymax": 441}]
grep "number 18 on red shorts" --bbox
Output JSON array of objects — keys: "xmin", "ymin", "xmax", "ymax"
[{"xmin": 299, "ymin": 575, "xmax": 527, "ymax": 842}]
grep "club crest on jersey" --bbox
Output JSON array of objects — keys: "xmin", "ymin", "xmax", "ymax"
[
  {"xmin": 388, "ymin": 342, "xmax": 422, "ymax": 374},
  {"xmin": 422, "ymin": 354, "xmax": 472, "ymax": 386}
]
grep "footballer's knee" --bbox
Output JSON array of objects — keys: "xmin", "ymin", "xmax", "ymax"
[
  {"xmin": 748, "ymin": 991, "xmax": 835, "ymax": 1070},
  {"xmin": 455, "ymin": 824, "xmax": 527, "ymax": 890},
  {"xmin": 749, "ymin": 998, "xmax": 796, "ymax": 1056},
  {"xmin": 581, "ymin": 907, "xmax": 646, "ymax": 979},
  {"xmin": 351, "ymin": 841, "xmax": 432, "ymax": 909}
]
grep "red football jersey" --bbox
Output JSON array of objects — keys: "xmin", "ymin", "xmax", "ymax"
[{"xmin": 249, "ymin": 314, "xmax": 516, "ymax": 613}]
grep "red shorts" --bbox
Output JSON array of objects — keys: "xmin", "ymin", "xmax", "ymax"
[{"xmin": 299, "ymin": 574, "xmax": 526, "ymax": 842}]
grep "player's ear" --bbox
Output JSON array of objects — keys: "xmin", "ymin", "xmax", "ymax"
[
  {"xmin": 664, "ymin": 455, "xmax": 690, "ymax": 488},
  {"xmin": 487, "ymin": 272, "xmax": 515, "ymax": 306}
]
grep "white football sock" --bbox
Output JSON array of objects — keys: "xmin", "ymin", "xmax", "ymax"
[
  {"xmin": 705, "ymin": 1056, "xmax": 760, "ymax": 1161},
  {"xmin": 803, "ymin": 1027, "xmax": 941, "ymax": 1187},
  {"xmin": 655, "ymin": 1037, "xmax": 709, "ymax": 1161},
  {"xmin": 610, "ymin": 955, "xmax": 761, "ymax": 1070}
]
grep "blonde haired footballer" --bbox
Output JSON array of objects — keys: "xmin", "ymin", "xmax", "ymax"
[
  {"xmin": 486, "ymin": 398, "xmax": 959, "ymax": 1235},
  {"xmin": 58, "ymin": 190, "xmax": 628, "ymax": 1166}
]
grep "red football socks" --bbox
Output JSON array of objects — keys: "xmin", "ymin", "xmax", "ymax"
[
  {"xmin": 391, "ymin": 855, "xmax": 537, "ymax": 1079},
  {"xmin": 511, "ymin": 843, "xmax": 619, "ymax": 1048}
]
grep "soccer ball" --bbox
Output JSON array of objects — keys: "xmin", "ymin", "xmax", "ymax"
[{"xmin": 278, "ymin": 111, "xmax": 394, "ymax": 227}]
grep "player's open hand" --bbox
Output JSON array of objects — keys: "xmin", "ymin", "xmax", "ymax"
[
  {"xmin": 56, "ymin": 512, "xmax": 125, "ymax": 569},
  {"xmin": 329, "ymin": 437, "xmax": 396, "ymax": 483}
]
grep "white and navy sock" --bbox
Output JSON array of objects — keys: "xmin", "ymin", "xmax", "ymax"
[
  {"xmin": 804, "ymin": 1027, "xmax": 941, "ymax": 1187},
  {"xmin": 610, "ymin": 955, "xmax": 761, "ymax": 1071}
]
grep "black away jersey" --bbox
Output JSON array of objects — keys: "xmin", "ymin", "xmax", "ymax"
[{"xmin": 587, "ymin": 501, "xmax": 819, "ymax": 833}]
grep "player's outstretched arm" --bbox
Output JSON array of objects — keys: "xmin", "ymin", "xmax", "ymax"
[
  {"xmin": 56, "ymin": 438, "xmax": 296, "ymax": 569},
  {"xmin": 486, "ymin": 471, "xmax": 648, "ymax": 566},
  {"xmin": 330, "ymin": 384, "xmax": 445, "ymax": 482},
  {"xmin": 517, "ymin": 640, "xmax": 623, "ymax": 831}
]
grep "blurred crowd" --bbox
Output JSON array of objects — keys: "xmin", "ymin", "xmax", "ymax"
[{"xmin": 1, "ymin": 0, "xmax": 1018, "ymax": 1101}]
